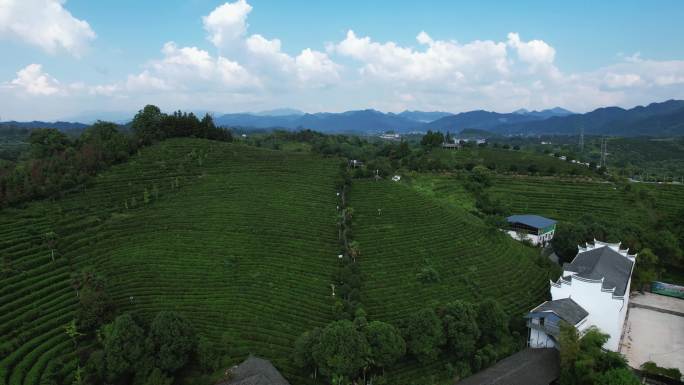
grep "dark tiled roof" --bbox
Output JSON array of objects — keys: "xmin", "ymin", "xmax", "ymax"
[
  {"xmin": 506, "ymin": 215, "xmax": 557, "ymax": 229},
  {"xmin": 528, "ymin": 298, "xmax": 588, "ymax": 325},
  {"xmin": 562, "ymin": 246, "xmax": 634, "ymax": 296},
  {"xmin": 457, "ymin": 348, "xmax": 559, "ymax": 385},
  {"xmin": 219, "ymin": 356, "xmax": 290, "ymax": 385}
]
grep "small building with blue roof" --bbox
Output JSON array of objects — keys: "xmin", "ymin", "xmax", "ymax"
[{"xmin": 505, "ymin": 214, "xmax": 557, "ymax": 246}]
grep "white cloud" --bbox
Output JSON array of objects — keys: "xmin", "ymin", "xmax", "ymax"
[
  {"xmin": 603, "ymin": 73, "xmax": 643, "ymax": 88},
  {"xmin": 0, "ymin": 0, "xmax": 95, "ymax": 56},
  {"xmin": 127, "ymin": 41, "xmax": 260, "ymax": 92},
  {"xmin": 3, "ymin": 0, "xmax": 684, "ymax": 119},
  {"xmin": 8, "ymin": 64, "xmax": 61, "ymax": 95},
  {"xmin": 202, "ymin": 0, "xmax": 252, "ymax": 49},
  {"xmin": 506, "ymin": 32, "xmax": 555, "ymax": 66},
  {"xmin": 331, "ymin": 30, "xmax": 507, "ymax": 85},
  {"xmin": 244, "ymin": 34, "xmax": 340, "ymax": 86},
  {"xmin": 126, "ymin": 71, "xmax": 171, "ymax": 92},
  {"xmin": 89, "ymin": 83, "xmax": 120, "ymax": 96},
  {"xmin": 295, "ymin": 49, "xmax": 340, "ymax": 85}
]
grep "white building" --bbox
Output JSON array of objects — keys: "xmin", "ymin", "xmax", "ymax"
[
  {"xmin": 526, "ymin": 241, "xmax": 637, "ymax": 351},
  {"xmin": 505, "ymin": 215, "xmax": 557, "ymax": 246}
]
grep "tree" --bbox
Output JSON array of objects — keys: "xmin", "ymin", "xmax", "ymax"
[
  {"xmin": 147, "ymin": 311, "xmax": 197, "ymax": 373},
  {"xmin": 312, "ymin": 320, "xmax": 370, "ymax": 380},
  {"xmin": 476, "ymin": 299, "xmax": 508, "ymax": 345},
  {"xmin": 143, "ymin": 368, "xmax": 174, "ymax": 385},
  {"xmin": 28, "ymin": 128, "xmax": 70, "ymax": 158},
  {"xmin": 80, "ymin": 121, "xmax": 131, "ymax": 165},
  {"xmin": 294, "ymin": 327, "xmax": 322, "ymax": 378},
  {"xmin": 559, "ymin": 322, "xmax": 580, "ymax": 385},
  {"xmin": 441, "ymin": 301, "xmax": 480, "ymax": 360},
  {"xmin": 102, "ymin": 314, "xmax": 147, "ymax": 382},
  {"xmin": 552, "ymin": 225, "xmax": 583, "ymax": 263},
  {"xmin": 64, "ymin": 319, "xmax": 84, "ymax": 346},
  {"xmin": 401, "ymin": 308, "xmax": 445, "ymax": 363},
  {"xmin": 633, "ymin": 248, "xmax": 659, "ymax": 291},
  {"xmin": 560, "ymin": 325, "xmax": 639, "ymax": 385},
  {"xmin": 132, "ymin": 105, "xmax": 164, "ymax": 145},
  {"xmin": 420, "ymin": 130, "xmax": 445, "ymax": 148},
  {"xmin": 366, "ymin": 321, "xmax": 405, "ymax": 371},
  {"xmin": 593, "ymin": 368, "xmax": 641, "ymax": 385},
  {"xmin": 197, "ymin": 336, "xmax": 220, "ymax": 372},
  {"xmin": 469, "ymin": 165, "xmax": 492, "ymax": 189},
  {"xmin": 72, "ymin": 268, "xmax": 114, "ymax": 331}
]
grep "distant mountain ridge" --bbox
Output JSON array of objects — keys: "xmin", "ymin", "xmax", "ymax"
[
  {"xmin": 0, "ymin": 121, "xmax": 89, "ymax": 132},
  {"xmin": 4, "ymin": 100, "xmax": 684, "ymax": 137},
  {"xmin": 395, "ymin": 110, "xmax": 453, "ymax": 122},
  {"xmin": 491, "ymin": 100, "xmax": 684, "ymax": 136},
  {"xmin": 215, "ymin": 109, "xmax": 422, "ymax": 133},
  {"xmin": 513, "ymin": 107, "xmax": 574, "ymax": 118}
]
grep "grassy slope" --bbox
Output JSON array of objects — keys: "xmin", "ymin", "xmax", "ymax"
[
  {"xmin": 350, "ymin": 180, "xmax": 551, "ymax": 383},
  {"xmin": 0, "ymin": 138, "xmax": 340, "ymax": 385}
]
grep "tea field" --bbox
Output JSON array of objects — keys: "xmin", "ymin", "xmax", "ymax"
[{"xmin": 0, "ymin": 138, "xmax": 341, "ymax": 385}]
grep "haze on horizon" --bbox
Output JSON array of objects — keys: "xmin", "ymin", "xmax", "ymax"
[{"xmin": 1, "ymin": 0, "xmax": 684, "ymax": 121}]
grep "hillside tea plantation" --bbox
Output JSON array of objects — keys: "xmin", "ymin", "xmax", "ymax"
[
  {"xmin": 349, "ymin": 180, "xmax": 551, "ymax": 381},
  {"xmin": 487, "ymin": 176, "xmax": 684, "ymax": 223},
  {"xmin": 0, "ymin": 139, "xmax": 341, "ymax": 385}
]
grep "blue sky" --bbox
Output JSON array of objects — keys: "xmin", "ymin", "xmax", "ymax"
[{"xmin": 1, "ymin": 0, "xmax": 684, "ymax": 120}]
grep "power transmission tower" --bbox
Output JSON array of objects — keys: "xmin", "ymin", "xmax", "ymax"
[{"xmin": 579, "ymin": 124, "xmax": 584, "ymax": 153}]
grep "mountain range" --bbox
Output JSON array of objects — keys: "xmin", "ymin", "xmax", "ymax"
[
  {"xmin": 2, "ymin": 100, "xmax": 684, "ymax": 137},
  {"xmin": 491, "ymin": 99, "xmax": 684, "ymax": 136}
]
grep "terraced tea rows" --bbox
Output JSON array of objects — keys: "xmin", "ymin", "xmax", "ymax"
[
  {"xmin": 432, "ymin": 147, "xmax": 595, "ymax": 176},
  {"xmin": 488, "ymin": 176, "xmax": 684, "ymax": 222},
  {"xmin": 350, "ymin": 179, "xmax": 550, "ymax": 319},
  {"xmin": 0, "ymin": 139, "xmax": 340, "ymax": 385},
  {"xmin": 350, "ymin": 180, "xmax": 551, "ymax": 382}
]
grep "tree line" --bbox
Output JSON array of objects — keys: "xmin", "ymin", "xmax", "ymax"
[
  {"xmin": 293, "ymin": 298, "xmax": 518, "ymax": 385},
  {"xmin": 0, "ymin": 105, "xmax": 232, "ymax": 208},
  {"xmin": 559, "ymin": 324, "xmax": 641, "ymax": 385},
  {"xmin": 39, "ymin": 267, "xmax": 221, "ymax": 385}
]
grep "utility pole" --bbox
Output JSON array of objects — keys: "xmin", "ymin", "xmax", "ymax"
[
  {"xmin": 579, "ymin": 124, "xmax": 584, "ymax": 153},
  {"xmin": 600, "ymin": 137, "xmax": 608, "ymax": 169}
]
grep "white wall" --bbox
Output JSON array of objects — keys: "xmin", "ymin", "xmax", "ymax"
[
  {"xmin": 506, "ymin": 230, "xmax": 554, "ymax": 246},
  {"xmin": 529, "ymin": 326, "xmax": 557, "ymax": 348},
  {"xmin": 551, "ymin": 277, "xmax": 627, "ymax": 351}
]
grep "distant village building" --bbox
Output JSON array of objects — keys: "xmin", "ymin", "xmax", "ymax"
[
  {"xmin": 505, "ymin": 215, "xmax": 557, "ymax": 246},
  {"xmin": 441, "ymin": 142, "xmax": 460, "ymax": 150},
  {"xmin": 527, "ymin": 241, "xmax": 636, "ymax": 351},
  {"xmin": 379, "ymin": 133, "xmax": 401, "ymax": 140},
  {"xmin": 455, "ymin": 138, "xmax": 487, "ymax": 145},
  {"xmin": 441, "ymin": 137, "xmax": 487, "ymax": 149},
  {"xmin": 349, "ymin": 159, "xmax": 364, "ymax": 168},
  {"xmin": 218, "ymin": 356, "xmax": 290, "ymax": 385}
]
